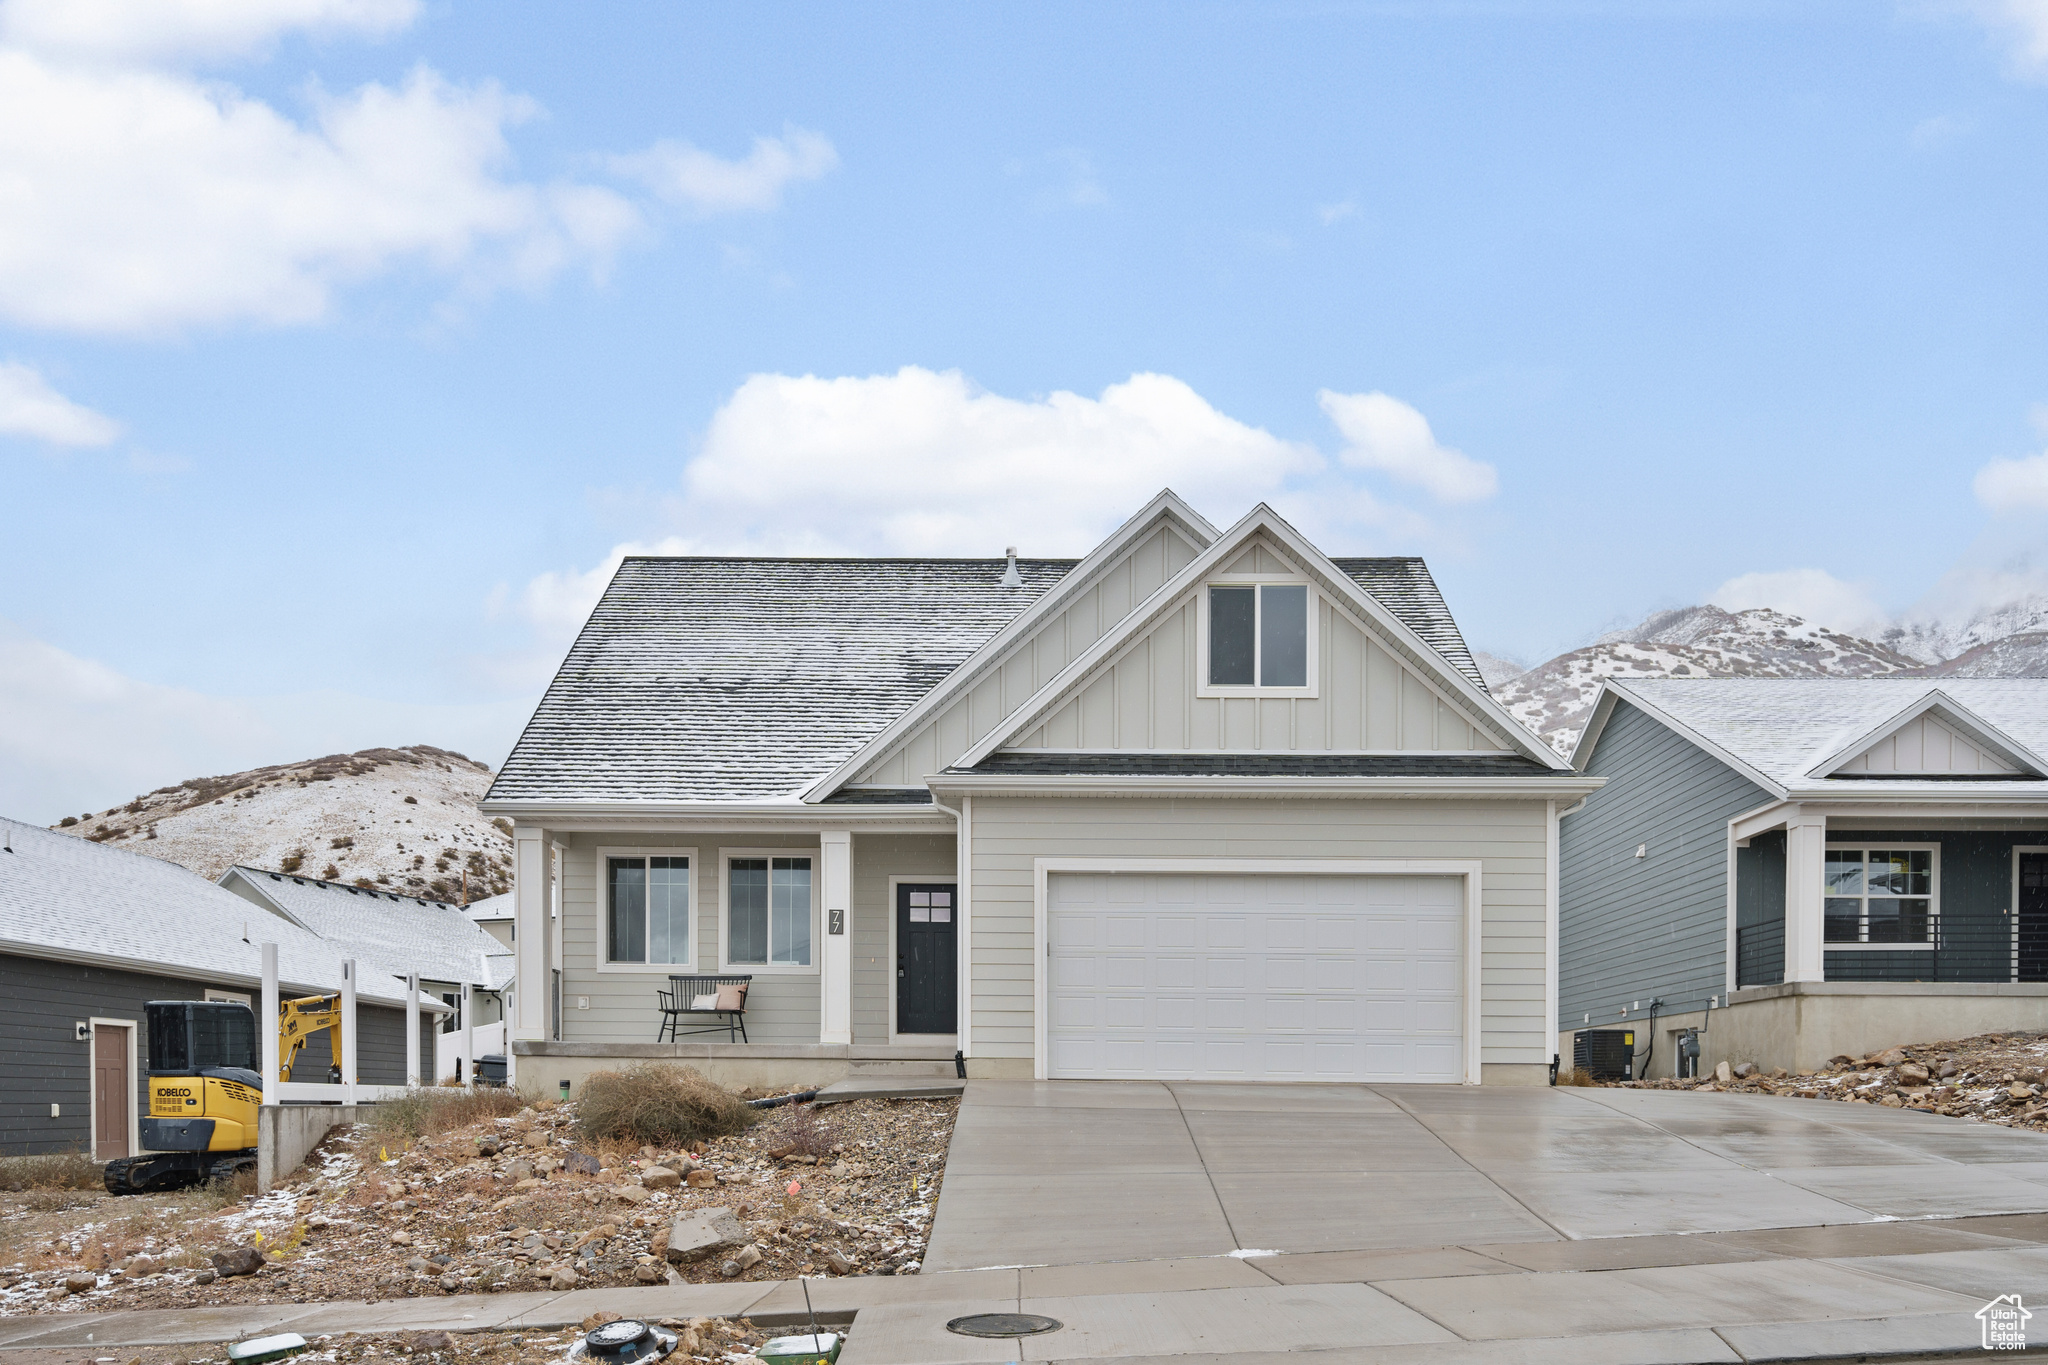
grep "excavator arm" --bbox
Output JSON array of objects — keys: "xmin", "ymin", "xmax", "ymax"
[{"xmin": 277, "ymin": 993, "xmax": 342, "ymax": 1083}]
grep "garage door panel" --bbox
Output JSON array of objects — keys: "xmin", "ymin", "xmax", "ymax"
[{"xmin": 1048, "ymin": 872, "xmax": 1465, "ymax": 1084}]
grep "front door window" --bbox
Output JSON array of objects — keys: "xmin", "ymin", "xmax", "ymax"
[{"xmin": 897, "ymin": 883, "xmax": 958, "ymax": 1035}]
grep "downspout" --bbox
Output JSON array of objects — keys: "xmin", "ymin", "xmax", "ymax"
[{"xmin": 928, "ymin": 789, "xmax": 972, "ymax": 1074}]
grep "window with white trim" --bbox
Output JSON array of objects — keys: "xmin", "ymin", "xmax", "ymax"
[
  {"xmin": 1824, "ymin": 846, "xmax": 1937, "ymax": 946},
  {"xmin": 1206, "ymin": 583, "xmax": 1310, "ymax": 689},
  {"xmin": 728, "ymin": 857, "xmax": 813, "ymax": 967},
  {"xmin": 607, "ymin": 854, "xmax": 691, "ymax": 966}
]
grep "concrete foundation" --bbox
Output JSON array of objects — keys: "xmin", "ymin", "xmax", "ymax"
[
  {"xmin": 1561, "ymin": 983, "xmax": 2048, "ymax": 1079},
  {"xmin": 511, "ymin": 1041, "xmax": 955, "ymax": 1096},
  {"xmin": 257, "ymin": 1103, "xmax": 366, "ymax": 1193}
]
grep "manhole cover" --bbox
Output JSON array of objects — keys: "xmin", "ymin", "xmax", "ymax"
[{"xmin": 946, "ymin": 1313, "xmax": 1064, "ymax": 1338}]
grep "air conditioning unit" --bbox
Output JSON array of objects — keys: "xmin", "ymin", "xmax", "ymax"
[{"xmin": 1575, "ymin": 1028, "xmax": 1635, "ymax": 1081}]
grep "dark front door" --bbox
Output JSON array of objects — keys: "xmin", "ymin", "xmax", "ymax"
[
  {"xmin": 897, "ymin": 882, "xmax": 958, "ymax": 1035},
  {"xmin": 2020, "ymin": 853, "xmax": 2048, "ymax": 982}
]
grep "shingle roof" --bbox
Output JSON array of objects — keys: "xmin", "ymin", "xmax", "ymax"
[
  {"xmin": 224, "ymin": 868, "xmax": 514, "ymax": 991},
  {"xmin": 489, "ymin": 551, "xmax": 1493, "ymax": 804},
  {"xmin": 959, "ymin": 752, "xmax": 1555, "ymax": 778},
  {"xmin": 1330, "ymin": 558, "xmax": 1485, "ymax": 690},
  {"xmin": 0, "ymin": 819, "xmax": 431, "ymax": 1007},
  {"xmin": 1615, "ymin": 678, "xmax": 2048, "ymax": 794}
]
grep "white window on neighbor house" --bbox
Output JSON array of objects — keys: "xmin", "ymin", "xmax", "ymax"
[
  {"xmin": 1201, "ymin": 582, "xmax": 1315, "ymax": 694},
  {"xmin": 605, "ymin": 853, "xmax": 692, "ymax": 968},
  {"xmin": 1824, "ymin": 845, "xmax": 1938, "ymax": 946},
  {"xmin": 727, "ymin": 856, "xmax": 813, "ymax": 969}
]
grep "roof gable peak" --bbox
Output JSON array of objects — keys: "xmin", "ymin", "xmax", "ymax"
[{"xmin": 1808, "ymin": 687, "xmax": 2046, "ymax": 780}]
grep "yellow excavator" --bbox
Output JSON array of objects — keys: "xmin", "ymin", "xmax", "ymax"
[{"xmin": 104, "ymin": 995, "xmax": 343, "ymax": 1194}]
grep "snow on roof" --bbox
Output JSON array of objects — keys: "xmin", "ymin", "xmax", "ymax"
[
  {"xmin": 0, "ymin": 818, "xmax": 431, "ymax": 1006},
  {"xmin": 1611, "ymin": 678, "xmax": 2048, "ymax": 795},
  {"xmin": 223, "ymin": 867, "xmax": 513, "ymax": 992},
  {"xmin": 487, "ymin": 551, "xmax": 1490, "ymax": 804},
  {"xmin": 463, "ymin": 891, "xmax": 512, "ymax": 922}
]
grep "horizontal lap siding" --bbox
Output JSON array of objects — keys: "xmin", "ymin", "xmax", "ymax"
[
  {"xmin": 851, "ymin": 834, "xmax": 958, "ymax": 1042},
  {"xmin": 0, "ymin": 954, "xmax": 416, "ymax": 1155},
  {"xmin": 557, "ymin": 833, "xmax": 821, "ymax": 1045},
  {"xmin": 1559, "ymin": 702, "xmax": 1773, "ymax": 1029},
  {"xmin": 967, "ymin": 796, "xmax": 1549, "ymax": 1065}
]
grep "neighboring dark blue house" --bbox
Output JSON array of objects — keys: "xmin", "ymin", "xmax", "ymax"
[{"xmin": 1560, "ymin": 679, "xmax": 2048, "ymax": 1077}]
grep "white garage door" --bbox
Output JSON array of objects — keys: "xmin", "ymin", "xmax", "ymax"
[{"xmin": 1046, "ymin": 872, "xmax": 1464, "ymax": 1083}]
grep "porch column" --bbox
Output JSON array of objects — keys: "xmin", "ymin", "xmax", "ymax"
[
  {"xmin": 460, "ymin": 981, "xmax": 474, "ymax": 1087},
  {"xmin": 405, "ymin": 972, "xmax": 421, "ymax": 1086},
  {"xmin": 512, "ymin": 826, "xmax": 553, "ymax": 1041},
  {"xmin": 1785, "ymin": 812, "xmax": 1828, "ymax": 983},
  {"xmin": 340, "ymin": 959, "xmax": 358, "ymax": 1104},
  {"xmin": 259, "ymin": 943, "xmax": 279, "ymax": 1094},
  {"xmin": 820, "ymin": 830, "xmax": 852, "ymax": 1045}
]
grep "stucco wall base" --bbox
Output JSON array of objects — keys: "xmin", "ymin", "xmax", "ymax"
[
  {"xmin": 1566, "ymin": 985, "xmax": 2048, "ymax": 1079},
  {"xmin": 965, "ymin": 1057, "xmax": 1034, "ymax": 1080},
  {"xmin": 512, "ymin": 1041, "xmax": 956, "ymax": 1097},
  {"xmin": 1479, "ymin": 1063, "xmax": 1549, "ymax": 1087}
]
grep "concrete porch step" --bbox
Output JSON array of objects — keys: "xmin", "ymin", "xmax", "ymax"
[{"xmin": 812, "ymin": 1075, "xmax": 966, "ymax": 1104}]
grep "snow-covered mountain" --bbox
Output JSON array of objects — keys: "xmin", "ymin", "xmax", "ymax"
[
  {"xmin": 1489, "ymin": 603, "xmax": 2043, "ymax": 756},
  {"xmin": 48, "ymin": 745, "xmax": 511, "ymax": 902}
]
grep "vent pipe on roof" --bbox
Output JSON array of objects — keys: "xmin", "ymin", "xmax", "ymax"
[{"xmin": 1001, "ymin": 546, "xmax": 1023, "ymax": 587}]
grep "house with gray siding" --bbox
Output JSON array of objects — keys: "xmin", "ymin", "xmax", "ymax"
[
  {"xmin": 0, "ymin": 817, "xmax": 443, "ymax": 1159},
  {"xmin": 483, "ymin": 492, "xmax": 1600, "ymax": 1091},
  {"xmin": 1561, "ymin": 678, "xmax": 2048, "ymax": 1077}
]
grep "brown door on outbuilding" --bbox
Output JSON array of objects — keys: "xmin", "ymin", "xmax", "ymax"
[{"xmin": 92, "ymin": 1024, "xmax": 131, "ymax": 1160}]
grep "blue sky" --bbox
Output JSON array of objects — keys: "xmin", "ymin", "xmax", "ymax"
[{"xmin": 5, "ymin": 0, "xmax": 2048, "ymax": 820}]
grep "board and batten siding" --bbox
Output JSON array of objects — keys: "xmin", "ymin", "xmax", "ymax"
[
  {"xmin": 854, "ymin": 523, "xmax": 1200, "ymax": 785},
  {"xmin": 965, "ymin": 796, "xmax": 1551, "ymax": 1068},
  {"xmin": 0, "ymin": 952, "xmax": 424, "ymax": 1156},
  {"xmin": 1559, "ymin": 700, "xmax": 1774, "ymax": 1031},
  {"xmin": 1011, "ymin": 591, "xmax": 1505, "ymax": 753}
]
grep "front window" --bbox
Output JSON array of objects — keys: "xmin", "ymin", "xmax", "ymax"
[
  {"xmin": 1824, "ymin": 847, "xmax": 1935, "ymax": 945},
  {"xmin": 607, "ymin": 855, "xmax": 691, "ymax": 965},
  {"xmin": 729, "ymin": 857, "xmax": 813, "ymax": 967},
  {"xmin": 1207, "ymin": 583, "xmax": 1310, "ymax": 688}
]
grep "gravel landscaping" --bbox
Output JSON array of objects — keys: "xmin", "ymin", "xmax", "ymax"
[{"xmin": 0, "ymin": 1091, "xmax": 956, "ymax": 1316}]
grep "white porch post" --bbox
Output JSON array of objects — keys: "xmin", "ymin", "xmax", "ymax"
[
  {"xmin": 259, "ymin": 943, "xmax": 279, "ymax": 1094},
  {"xmin": 512, "ymin": 827, "xmax": 552, "ymax": 1042},
  {"xmin": 820, "ymin": 830, "xmax": 852, "ymax": 1045},
  {"xmin": 1785, "ymin": 812, "xmax": 1828, "ymax": 983},
  {"xmin": 404, "ymin": 972, "xmax": 421, "ymax": 1086},
  {"xmin": 340, "ymin": 959, "xmax": 358, "ymax": 1104},
  {"xmin": 460, "ymin": 981, "xmax": 474, "ymax": 1087}
]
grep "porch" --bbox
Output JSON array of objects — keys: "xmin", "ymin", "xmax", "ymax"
[
  {"xmin": 500, "ymin": 812, "xmax": 969, "ymax": 1090},
  {"xmin": 1732, "ymin": 809, "xmax": 2048, "ymax": 988}
]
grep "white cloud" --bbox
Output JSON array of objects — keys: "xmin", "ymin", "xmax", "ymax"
[
  {"xmin": 1974, "ymin": 449, "xmax": 2048, "ymax": 512},
  {"xmin": 1958, "ymin": 0, "xmax": 2048, "ymax": 76},
  {"xmin": 1708, "ymin": 567, "xmax": 1889, "ymax": 635},
  {"xmin": 1318, "ymin": 390, "xmax": 1498, "ymax": 503},
  {"xmin": 515, "ymin": 367, "xmax": 1325, "ymax": 637},
  {"xmin": 1318, "ymin": 198, "xmax": 1358, "ymax": 226},
  {"xmin": 0, "ymin": 0, "xmax": 416, "ymax": 64},
  {"xmin": 0, "ymin": 361, "xmax": 120, "ymax": 445},
  {"xmin": 609, "ymin": 126, "xmax": 838, "ymax": 216},
  {"xmin": 0, "ymin": 51, "xmax": 642, "ymax": 334},
  {"xmin": 0, "ymin": 620, "xmax": 534, "ymax": 822}
]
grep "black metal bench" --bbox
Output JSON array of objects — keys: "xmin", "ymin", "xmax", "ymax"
[{"xmin": 658, "ymin": 974, "xmax": 752, "ymax": 1043}]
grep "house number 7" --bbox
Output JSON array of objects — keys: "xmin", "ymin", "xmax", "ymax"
[{"xmin": 828, "ymin": 908, "xmax": 844, "ymax": 935}]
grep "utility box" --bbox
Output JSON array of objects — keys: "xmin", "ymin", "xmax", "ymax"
[
  {"xmin": 1575, "ymin": 1028, "xmax": 1635, "ymax": 1081},
  {"xmin": 1676, "ymin": 1028, "xmax": 1702, "ymax": 1079}
]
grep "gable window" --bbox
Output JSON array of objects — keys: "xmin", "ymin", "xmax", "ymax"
[
  {"xmin": 1206, "ymin": 583, "xmax": 1311, "ymax": 690},
  {"xmin": 1824, "ymin": 846, "xmax": 1937, "ymax": 946},
  {"xmin": 607, "ymin": 854, "xmax": 692, "ymax": 966},
  {"xmin": 728, "ymin": 856, "xmax": 813, "ymax": 968}
]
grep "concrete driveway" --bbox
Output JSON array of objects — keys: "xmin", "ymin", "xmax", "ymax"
[
  {"xmin": 924, "ymin": 1077, "xmax": 2048, "ymax": 1271},
  {"xmin": 823, "ymin": 1078, "xmax": 2048, "ymax": 1363}
]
